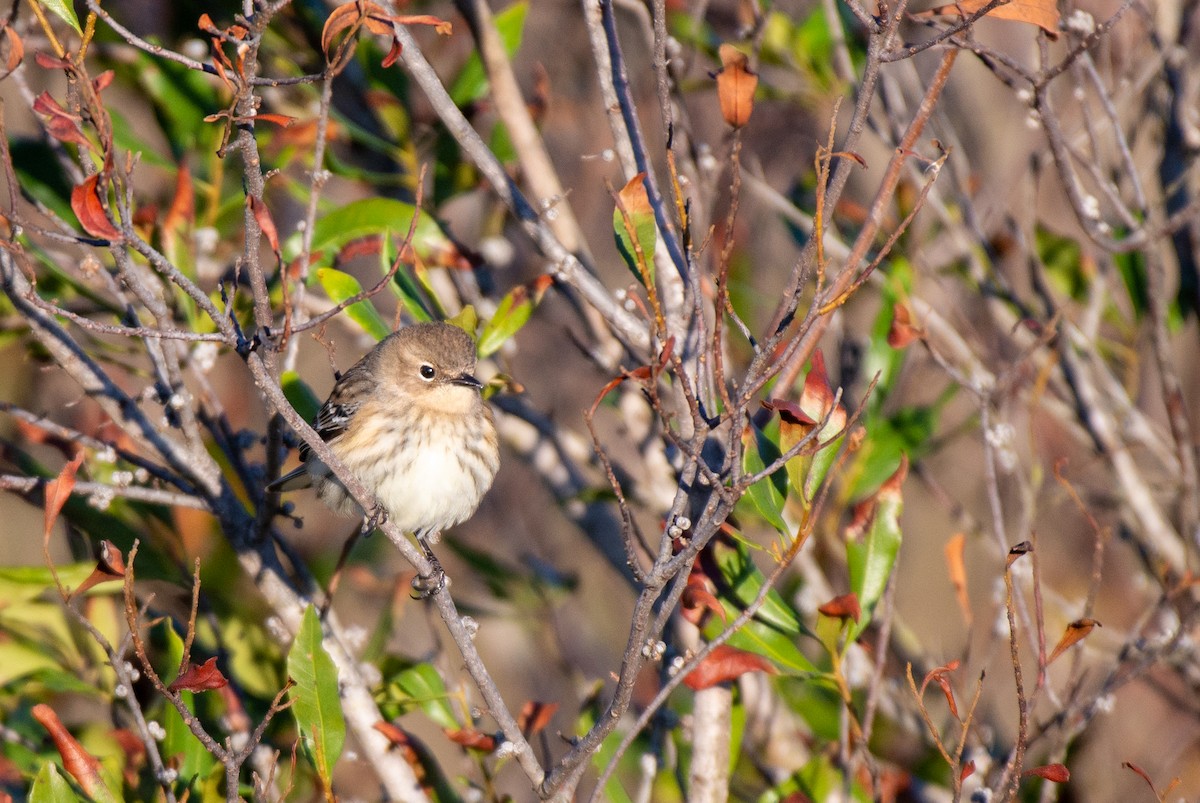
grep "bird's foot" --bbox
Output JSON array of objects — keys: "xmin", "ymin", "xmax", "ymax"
[
  {"xmin": 410, "ymin": 536, "xmax": 447, "ymax": 599},
  {"xmin": 362, "ymin": 503, "xmax": 388, "ymax": 534}
]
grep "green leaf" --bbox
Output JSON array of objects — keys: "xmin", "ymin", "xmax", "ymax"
[
  {"xmin": 29, "ymin": 761, "xmax": 82, "ymax": 803},
  {"xmin": 613, "ymin": 174, "xmax": 657, "ymax": 286},
  {"xmin": 317, "ymin": 268, "xmax": 391, "ymax": 341},
  {"xmin": 450, "ymin": 2, "xmax": 530, "ymax": 105},
  {"xmin": 846, "ymin": 460, "xmax": 906, "ymax": 641},
  {"xmin": 0, "ymin": 564, "xmax": 96, "ymax": 606},
  {"xmin": 706, "ymin": 541, "xmax": 817, "ymax": 674},
  {"xmin": 288, "ymin": 606, "xmax": 346, "ymax": 787},
  {"xmin": 741, "ymin": 420, "xmax": 790, "ymax": 536},
  {"xmin": 389, "ymin": 664, "xmax": 458, "ymax": 730},
  {"xmin": 283, "ymin": 198, "xmax": 450, "ymax": 266},
  {"xmin": 37, "ymin": 0, "xmax": 82, "ymax": 35},
  {"xmin": 477, "ymin": 278, "xmax": 549, "ymax": 357},
  {"xmin": 282, "ymin": 371, "xmax": 322, "ymax": 423}
]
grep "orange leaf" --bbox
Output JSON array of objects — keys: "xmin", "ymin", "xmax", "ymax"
[
  {"xmin": 31, "ymin": 704, "xmax": 106, "ymax": 796},
  {"xmin": 162, "ymin": 163, "xmax": 194, "ymax": 247},
  {"xmin": 255, "ymin": 113, "xmax": 297, "ymax": 128},
  {"xmin": 248, "ymin": 195, "xmax": 280, "ymax": 257},
  {"xmin": 801, "ymin": 350, "xmax": 845, "ymax": 429},
  {"xmin": 44, "ymin": 452, "xmax": 83, "ymax": 540},
  {"xmin": 71, "ymin": 174, "xmax": 123, "ymax": 242},
  {"xmin": 168, "ymin": 657, "xmax": 228, "ymax": 693},
  {"xmin": 715, "ymin": 44, "xmax": 757, "ymax": 128},
  {"xmin": 517, "ymin": 701, "xmax": 558, "ymax": 735},
  {"xmin": 2, "ymin": 25, "xmax": 24, "ymax": 75},
  {"xmin": 92, "ymin": 70, "xmax": 115, "ymax": 93},
  {"xmin": 444, "ymin": 727, "xmax": 496, "ymax": 752},
  {"xmin": 683, "ymin": 644, "xmax": 775, "ymax": 690},
  {"xmin": 944, "ymin": 532, "xmax": 971, "ymax": 625},
  {"xmin": 617, "ymin": 172, "xmax": 653, "ymax": 216},
  {"xmin": 915, "ymin": 0, "xmax": 1060, "ymax": 38},
  {"xmin": 818, "ymin": 592, "xmax": 861, "ymax": 623},
  {"xmin": 960, "ymin": 760, "xmax": 976, "ymax": 782},
  {"xmin": 1047, "ymin": 618, "xmax": 1101, "ymax": 664},
  {"xmin": 1023, "ymin": 763, "xmax": 1069, "ymax": 782}
]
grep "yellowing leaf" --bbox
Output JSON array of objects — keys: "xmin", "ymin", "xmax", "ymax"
[{"xmin": 916, "ymin": 0, "xmax": 1060, "ymax": 38}]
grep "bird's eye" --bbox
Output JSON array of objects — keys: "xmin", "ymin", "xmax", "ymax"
[{"xmin": 419, "ymin": 364, "xmax": 436, "ymax": 380}]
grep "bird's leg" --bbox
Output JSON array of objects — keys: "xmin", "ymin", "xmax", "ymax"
[
  {"xmin": 411, "ymin": 530, "xmax": 446, "ymax": 598},
  {"xmin": 362, "ymin": 502, "xmax": 388, "ymax": 535}
]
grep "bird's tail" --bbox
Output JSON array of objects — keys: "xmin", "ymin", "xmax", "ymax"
[{"xmin": 266, "ymin": 466, "xmax": 312, "ymax": 493}]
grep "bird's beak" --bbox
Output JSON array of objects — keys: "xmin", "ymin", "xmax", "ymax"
[{"xmin": 450, "ymin": 373, "xmax": 483, "ymax": 390}]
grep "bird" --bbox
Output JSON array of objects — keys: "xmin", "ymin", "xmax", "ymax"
[{"xmin": 269, "ymin": 322, "xmax": 499, "ymax": 585}]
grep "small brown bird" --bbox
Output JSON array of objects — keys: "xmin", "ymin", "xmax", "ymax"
[{"xmin": 270, "ymin": 322, "xmax": 499, "ymax": 553}]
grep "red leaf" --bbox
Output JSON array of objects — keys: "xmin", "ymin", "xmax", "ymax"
[
  {"xmin": 683, "ymin": 644, "xmax": 775, "ymax": 690},
  {"xmin": 818, "ymin": 592, "xmax": 861, "ymax": 623},
  {"xmin": 168, "ymin": 657, "xmax": 228, "ymax": 693},
  {"xmin": 71, "ymin": 174, "xmax": 123, "ymax": 242},
  {"xmin": 92, "ymin": 70, "xmax": 115, "ymax": 93},
  {"xmin": 44, "ymin": 452, "xmax": 84, "ymax": 540},
  {"xmin": 444, "ymin": 727, "xmax": 496, "ymax": 752},
  {"xmin": 31, "ymin": 705, "xmax": 106, "ymax": 796},
  {"xmin": 681, "ymin": 560, "xmax": 725, "ymax": 626},
  {"xmin": 247, "ymin": 195, "xmax": 280, "ymax": 257},
  {"xmin": 919, "ymin": 660, "xmax": 961, "ymax": 717},
  {"xmin": 588, "ymin": 376, "xmax": 626, "ymax": 417},
  {"xmin": 762, "ymin": 398, "xmax": 817, "ymax": 426},
  {"xmin": 887, "ymin": 303, "xmax": 923, "ymax": 348},
  {"xmin": 801, "ymin": 350, "xmax": 845, "ymax": 431},
  {"xmin": 32, "ymin": 91, "xmax": 90, "ymax": 148},
  {"xmin": 69, "ymin": 540, "xmax": 127, "ymax": 599},
  {"xmin": 715, "ymin": 44, "xmax": 757, "ymax": 128},
  {"xmin": 516, "ymin": 701, "xmax": 558, "ymax": 735},
  {"xmin": 34, "ymin": 51, "xmax": 71, "ymax": 70},
  {"xmin": 374, "ymin": 721, "xmax": 411, "ymax": 746},
  {"xmin": 1023, "ymin": 764, "xmax": 1069, "ymax": 783}
]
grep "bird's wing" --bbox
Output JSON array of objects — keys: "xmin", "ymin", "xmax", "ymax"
[{"xmin": 300, "ymin": 360, "xmax": 374, "ymax": 460}]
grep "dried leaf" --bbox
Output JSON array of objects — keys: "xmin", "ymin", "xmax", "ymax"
[
  {"xmin": 71, "ymin": 174, "xmax": 124, "ymax": 242},
  {"xmin": 1006, "ymin": 540, "xmax": 1033, "ymax": 567},
  {"xmin": 716, "ymin": 44, "xmax": 757, "ymax": 128},
  {"xmin": 589, "ymin": 376, "xmax": 626, "ymax": 417},
  {"xmin": 944, "ymin": 532, "xmax": 971, "ymax": 625},
  {"xmin": 516, "ymin": 701, "xmax": 558, "ymax": 735},
  {"xmin": 818, "ymin": 592, "xmax": 861, "ymax": 623},
  {"xmin": 168, "ymin": 656, "xmax": 228, "ymax": 693},
  {"xmin": 1047, "ymin": 618, "xmax": 1101, "ymax": 664},
  {"xmin": 31, "ymin": 704, "xmax": 107, "ymax": 797},
  {"xmin": 916, "ymin": 0, "xmax": 1060, "ymax": 37},
  {"xmin": 762, "ymin": 398, "xmax": 818, "ymax": 426},
  {"xmin": 44, "ymin": 452, "xmax": 84, "ymax": 539},
  {"xmin": 34, "ymin": 51, "xmax": 72, "ymax": 70},
  {"xmin": 255, "ymin": 112, "xmax": 297, "ymax": 127},
  {"xmin": 1023, "ymin": 764, "xmax": 1069, "ymax": 782},
  {"xmin": 683, "ymin": 644, "xmax": 775, "ymax": 690}
]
